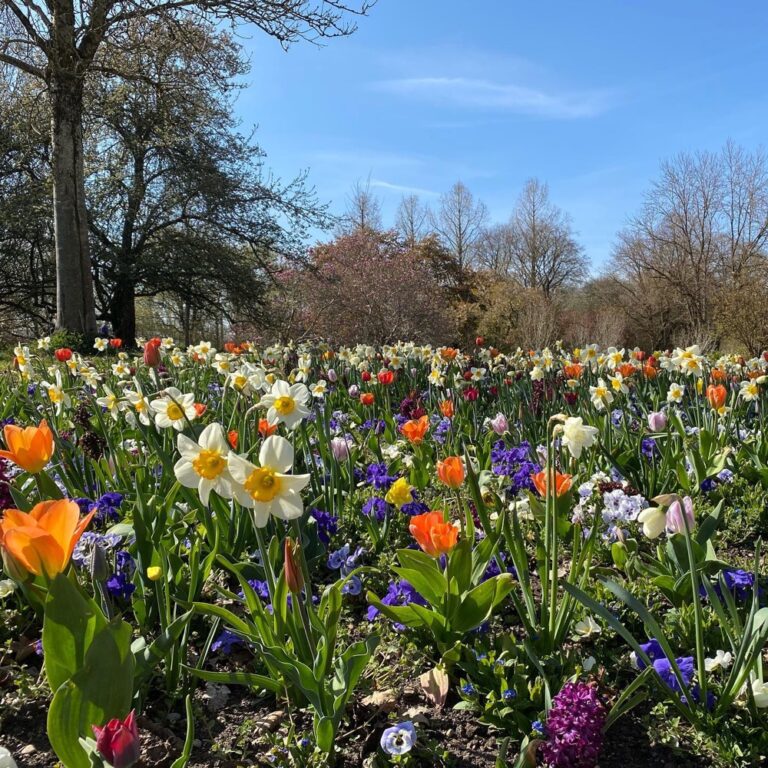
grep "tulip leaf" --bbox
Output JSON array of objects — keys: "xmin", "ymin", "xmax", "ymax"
[
  {"xmin": 43, "ymin": 574, "xmax": 107, "ymax": 693},
  {"xmin": 47, "ymin": 620, "xmax": 134, "ymax": 768},
  {"xmin": 182, "ymin": 665, "xmax": 281, "ymax": 693},
  {"xmin": 452, "ymin": 574, "xmax": 514, "ymax": 633}
]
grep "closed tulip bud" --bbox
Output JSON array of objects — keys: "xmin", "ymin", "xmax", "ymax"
[
  {"xmin": 361, "ymin": 371, "xmax": 371, "ymax": 382},
  {"xmin": 143, "ymin": 337, "xmax": 162, "ymax": 368},
  {"xmin": 146, "ymin": 566, "xmax": 163, "ymax": 581},
  {"xmin": 348, "ymin": 384, "xmax": 359, "ymax": 398},
  {"xmin": 93, "ymin": 711, "xmax": 140, "ymax": 768},
  {"xmin": 327, "ymin": 368, "xmax": 338, "ymax": 383},
  {"xmin": 475, "ymin": 336, "xmax": 484, "ymax": 346},
  {"xmin": 647, "ymin": 411, "xmax": 667, "ymax": 431},
  {"xmin": 489, "ymin": 412, "xmax": 508, "ymax": 435},
  {"xmin": 330, "ymin": 436, "xmax": 350, "ymax": 462},
  {"xmin": 284, "ymin": 537, "xmax": 304, "ymax": 594},
  {"xmin": 666, "ymin": 496, "xmax": 695, "ymax": 534}
]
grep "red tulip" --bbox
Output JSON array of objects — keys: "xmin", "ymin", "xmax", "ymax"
[
  {"xmin": 377, "ymin": 369, "xmax": 394, "ymax": 386},
  {"xmin": 143, "ymin": 338, "xmax": 162, "ymax": 368},
  {"xmin": 475, "ymin": 336, "xmax": 484, "ymax": 346},
  {"xmin": 361, "ymin": 371, "xmax": 371, "ymax": 382},
  {"xmin": 93, "ymin": 710, "xmax": 140, "ymax": 768},
  {"xmin": 54, "ymin": 347, "xmax": 72, "ymax": 362},
  {"xmin": 109, "ymin": 338, "xmax": 122, "ymax": 349}
]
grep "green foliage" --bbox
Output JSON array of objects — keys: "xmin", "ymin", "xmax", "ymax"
[{"xmin": 43, "ymin": 575, "xmax": 135, "ymax": 768}]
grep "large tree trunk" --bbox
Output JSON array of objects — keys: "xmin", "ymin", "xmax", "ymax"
[
  {"xmin": 50, "ymin": 74, "xmax": 97, "ymax": 337},
  {"xmin": 110, "ymin": 275, "xmax": 137, "ymax": 347}
]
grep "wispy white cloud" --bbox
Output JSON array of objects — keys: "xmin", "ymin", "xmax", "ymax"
[
  {"xmin": 373, "ymin": 76, "xmax": 616, "ymax": 119},
  {"xmin": 368, "ymin": 179, "xmax": 439, "ymax": 197}
]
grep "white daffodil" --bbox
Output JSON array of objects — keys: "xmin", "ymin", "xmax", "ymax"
[
  {"xmin": 608, "ymin": 372, "xmax": 629, "ymax": 395},
  {"xmin": 111, "ymin": 360, "xmax": 131, "ymax": 378},
  {"xmin": 589, "ymin": 378, "xmax": 614, "ymax": 410},
  {"xmin": 93, "ymin": 337, "xmax": 109, "ymax": 352},
  {"xmin": 228, "ymin": 435, "xmax": 310, "ymax": 526},
  {"xmin": 572, "ymin": 616, "xmax": 601, "ymax": 641},
  {"xmin": 37, "ymin": 336, "xmax": 51, "ymax": 350},
  {"xmin": 174, "ymin": 423, "xmax": 233, "ymax": 506},
  {"xmin": 667, "ymin": 382, "xmax": 684, "ymax": 403},
  {"xmin": 0, "ymin": 579, "xmax": 16, "ymax": 599},
  {"xmin": 258, "ymin": 380, "xmax": 311, "ymax": 429},
  {"xmin": 704, "ymin": 650, "xmax": 733, "ymax": 673},
  {"xmin": 124, "ymin": 381, "xmax": 152, "ymax": 426},
  {"xmin": 96, "ymin": 385, "xmax": 124, "ymax": 421},
  {"xmin": 40, "ymin": 370, "xmax": 71, "ymax": 414},
  {"xmin": 560, "ymin": 416, "xmax": 599, "ymax": 459},
  {"xmin": 150, "ymin": 387, "xmax": 197, "ymax": 430},
  {"xmin": 740, "ymin": 380, "xmax": 760, "ymax": 402},
  {"xmin": 311, "ymin": 380, "xmax": 328, "ymax": 398},
  {"xmin": 750, "ymin": 679, "xmax": 768, "ymax": 708},
  {"xmin": 212, "ymin": 353, "xmax": 233, "ymax": 375},
  {"xmin": 637, "ymin": 506, "xmax": 666, "ymax": 539}
]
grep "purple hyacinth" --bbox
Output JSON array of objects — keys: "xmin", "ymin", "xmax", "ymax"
[{"xmin": 539, "ymin": 681, "xmax": 606, "ymax": 768}]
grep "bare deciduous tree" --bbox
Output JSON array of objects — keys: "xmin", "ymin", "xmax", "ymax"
[
  {"xmin": 508, "ymin": 178, "xmax": 587, "ymax": 297},
  {"xmin": 612, "ymin": 142, "xmax": 768, "ymax": 346},
  {"xmin": 430, "ymin": 180, "xmax": 488, "ymax": 280},
  {"xmin": 342, "ymin": 177, "xmax": 382, "ymax": 233},
  {"xmin": 395, "ymin": 193, "xmax": 427, "ymax": 245}
]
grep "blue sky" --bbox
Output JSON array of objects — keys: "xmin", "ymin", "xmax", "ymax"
[{"xmin": 234, "ymin": 1, "xmax": 768, "ymax": 269}]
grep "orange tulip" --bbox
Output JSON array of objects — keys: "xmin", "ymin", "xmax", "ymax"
[
  {"xmin": 563, "ymin": 363, "xmax": 584, "ymax": 379},
  {"xmin": 0, "ymin": 499, "xmax": 95, "ymax": 578},
  {"xmin": 531, "ymin": 470, "xmax": 573, "ymax": 498},
  {"xmin": 710, "ymin": 368, "xmax": 727, "ymax": 382},
  {"xmin": 436, "ymin": 456, "xmax": 465, "ymax": 488},
  {"xmin": 0, "ymin": 420, "xmax": 54, "ymax": 474},
  {"xmin": 360, "ymin": 392, "xmax": 375, "ymax": 407},
  {"xmin": 400, "ymin": 415, "xmax": 429, "ymax": 444},
  {"xmin": 643, "ymin": 363, "xmax": 658, "ymax": 379},
  {"xmin": 409, "ymin": 511, "xmax": 459, "ymax": 557},
  {"xmin": 227, "ymin": 430, "xmax": 239, "ymax": 450},
  {"xmin": 618, "ymin": 363, "xmax": 636, "ymax": 378},
  {"xmin": 258, "ymin": 419, "xmax": 278, "ymax": 438},
  {"xmin": 439, "ymin": 399, "xmax": 455, "ymax": 419},
  {"xmin": 706, "ymin": 384, "xmax": 727, "ymax": 410},
  {"xmin": 440, "ymin": 347, "xmax": 458, "ymax": 362}
]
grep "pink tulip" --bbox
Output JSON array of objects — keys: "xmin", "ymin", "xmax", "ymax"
[
  {"xmin": 348, "ymin": 384, "xmax": 359, "ymax": 398},
  {"xmin": 666, "ymin": 496, "xmax": 695, "ymax": 534},
  {"xmin": 330, "ymin": 436, "xmax": 350, "ymax": 462},
  {"xmin": 489, "ymin": 412, "xmax": 508, "ymax": 435},
  {"xmin": 647, "ymin": 411, "xmax": 667, "ymax": 431},
  {"xmin": 93, "ymin": 711, "xmax": 140, "ymax": 768}
]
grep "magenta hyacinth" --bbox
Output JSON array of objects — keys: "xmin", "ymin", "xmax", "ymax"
[{"xmin": 539, "ymin": 681, "xmax": 606, "ymax": 768}]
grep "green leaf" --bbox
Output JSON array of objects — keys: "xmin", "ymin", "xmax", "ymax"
[
  {"xmin": 182, "ymin": 665, "xmax": 281, "ymax": 693},
  {"xmin": 43, "ymin": 574, "xmax": 107, "ymax": 693},
  {"xmin": 170, "ymin": 695, "xmax": 195, "ymax": 768},
  {"xmin": 390, "ymin": 565, "xmax": 445, "ymax": 607},
  {"xmin": 47, "ymin": 621, "xmax": 135, "ymax": 768},
  {"xmin": 451, "ymin": 574, "xmax": 514, "ymax": 633}
]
